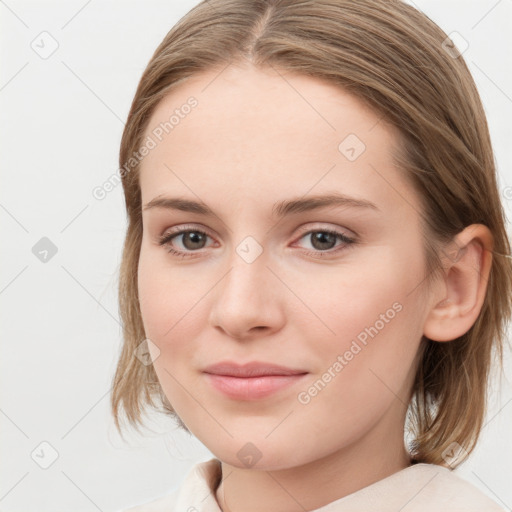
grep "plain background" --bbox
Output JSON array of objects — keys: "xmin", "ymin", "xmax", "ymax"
[{"xmin": 1, "ymin": 1, "xmax": 511, "ymax": 510}]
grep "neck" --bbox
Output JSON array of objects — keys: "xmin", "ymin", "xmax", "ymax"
[{"xmin": 215, "ymin": 422, "xmax": 411, "ymax": 512}]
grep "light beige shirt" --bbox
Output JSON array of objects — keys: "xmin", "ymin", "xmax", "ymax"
[{"xmin": 121, "ymin": 457, "xmax": 506, "ymax": 511}]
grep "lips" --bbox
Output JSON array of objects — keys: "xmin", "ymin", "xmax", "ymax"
[
  {"xmin": 203, "ymin": 361, "xmax": 308, "ymax": 377},
  {"xmin": 203, "ymin": 361, "xmax": 308, "ymax": 400}
]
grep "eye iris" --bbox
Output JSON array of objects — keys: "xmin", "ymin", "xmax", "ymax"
[
  {"xmin": 182, "ymin": 231, "xmax": 206, "ymax": 250},
  {"xmin": 311, "ymin": 232, "xmax": 337, "ymax": 250}
]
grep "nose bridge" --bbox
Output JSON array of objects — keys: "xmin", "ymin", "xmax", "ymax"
[
  {"xmin": 220, "ymin": 215, "xmax": 270, "ymax": 293},
  {"xmin": 209, "ymin": 235, "xmax": 283, "ymax": 337},
  {"xmin": 219, "ymin": 240, "xmax": 271, "ymax": 308}
]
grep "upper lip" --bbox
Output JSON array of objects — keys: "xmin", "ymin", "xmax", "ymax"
[{"xmin": 203, "ymin": 361, "xmax": 308, "ymax": 377}]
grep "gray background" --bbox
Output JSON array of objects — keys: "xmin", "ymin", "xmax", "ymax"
[{"xmin": 1, "ymin": 0, "xmax": 511, "ymax": 510}]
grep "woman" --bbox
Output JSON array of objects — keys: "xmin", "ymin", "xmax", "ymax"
[{"xmin": 111, "ymin": 0, "xmax": 512, "ymax": 510}]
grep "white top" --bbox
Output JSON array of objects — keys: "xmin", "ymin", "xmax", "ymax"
[{"xmin": 121, "ymin": 457, "xmax": 506, "ymax": 511}]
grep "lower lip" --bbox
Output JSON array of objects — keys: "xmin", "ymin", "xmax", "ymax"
[{"xmin": 204, "ymin": 373, "xmax": 308, "ymax": 400}]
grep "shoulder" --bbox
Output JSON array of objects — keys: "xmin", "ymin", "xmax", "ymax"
[
  {"xmin": 395, "ymin": 463, "xmax": 506, "ymax": 511},
  {"xmin": 327, "ymin": 462, "xmax": 506, "ymax": 512}
]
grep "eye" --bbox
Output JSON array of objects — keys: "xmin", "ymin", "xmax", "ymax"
[
  {"xmin": 158, "ymin": 225, "xmax": 357, "ymax": 259},
  {"xmin": 158, "ymin": 228, "xmax": 214, "ymax": 258},
  {"xmin": 294, "ymin": 228, "xmax": 356, "ymax": 257}
]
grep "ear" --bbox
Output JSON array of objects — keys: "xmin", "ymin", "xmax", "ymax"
[{"xmin": 423, "ymin": 224, "xmax": 494, "ymax": 342}]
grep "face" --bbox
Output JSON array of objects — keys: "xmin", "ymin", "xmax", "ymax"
[{"xmin": 137, "ymin": 63, "xmax": 433, "ymax": 471}]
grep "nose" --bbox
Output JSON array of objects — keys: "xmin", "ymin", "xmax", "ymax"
[{"xmin": 208, "ymin": 248, "xmax": 286, "ymax": 340}]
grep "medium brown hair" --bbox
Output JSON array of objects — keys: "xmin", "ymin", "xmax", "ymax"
[{"xmin": 110, "ymin": 0, "xmax": 512, "ymax": 466}]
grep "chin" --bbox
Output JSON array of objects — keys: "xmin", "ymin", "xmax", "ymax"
[{"xmin": 208, "ymin": 439, "xmax": 312, "ymax": 472}]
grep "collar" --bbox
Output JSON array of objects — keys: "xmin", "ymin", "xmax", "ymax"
[{"xmin": 167, "ymin": 457, "xmax": 505, "ymax": 511}]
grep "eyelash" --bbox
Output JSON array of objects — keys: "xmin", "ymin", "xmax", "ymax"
[{"xmin": 157, "ymin": 226, "xmax": 357, "ymax": 259}]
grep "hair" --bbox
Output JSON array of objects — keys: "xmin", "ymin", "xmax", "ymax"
[{"xmin": 110, "ymin": 0, "xmax": 512, "ymax": 466}]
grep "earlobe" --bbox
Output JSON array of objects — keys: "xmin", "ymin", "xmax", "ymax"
[{"xmin": 422, "ymin": 224, "xmax": 494, "ymax": 343}]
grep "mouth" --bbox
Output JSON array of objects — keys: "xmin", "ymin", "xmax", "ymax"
[{"xmin": 202, "ymin": 361, "xmax": 309, "ymax": 400}]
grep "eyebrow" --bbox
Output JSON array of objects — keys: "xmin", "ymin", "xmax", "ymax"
[{"xmin": 143, "ymin": 192, "xmax": 380, "ymax": 217}]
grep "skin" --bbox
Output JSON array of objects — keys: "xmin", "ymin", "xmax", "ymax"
[{"xmin": 137, "ymin": 62, "xmax": 493, "ymax": 512}]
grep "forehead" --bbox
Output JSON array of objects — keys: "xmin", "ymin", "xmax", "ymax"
[{"xmin": 138, "ymin": 64, "xmax": 417, "ymax": 217}]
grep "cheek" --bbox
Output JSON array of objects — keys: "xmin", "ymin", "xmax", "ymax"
[
  {"xmin": 137, "ymin": 251, "xmax": 207, "ymax": 412},
  {"xmin": 299, "ymin": 247, "xmax": 425, "ymax": 398},
  {"xmin": 293, "ymin": 302, "xmax": 421, "ymax": 452},
  {"xmin": 137, "ymin": 247, "xmax": 211, "ymax": 371},
  {"xmin": 296, "ymin": 246, "xmax": 421, "ymax": 343},
  {"xmin": 138, "ymin": 246, "xmax": 193, "ymax": 335}
]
